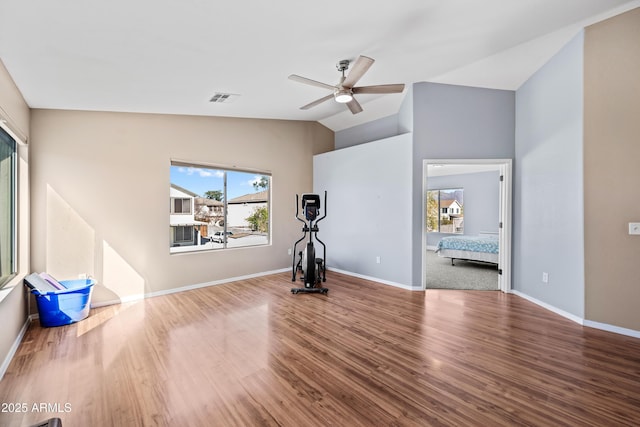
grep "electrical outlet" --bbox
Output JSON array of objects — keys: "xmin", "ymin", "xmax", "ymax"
[
  {"xmin": 288, "ymin": 248, "xmax": 292, "ymax": 255},
  {"xmin": 629, "ymin": 223, "xmax": 640, "ymax": 235},
  {"xmin": 376, "ymin": 256, "xmax": 381, "ymax": 264},
  {"xmin": 542, "ymin": 272, "xmax": 549, "ymax": 283}
]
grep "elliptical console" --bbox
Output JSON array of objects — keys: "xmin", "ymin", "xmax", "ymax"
[{"xmin": 291, "ymin": 192, "xmax": 328, "ymax": 294}]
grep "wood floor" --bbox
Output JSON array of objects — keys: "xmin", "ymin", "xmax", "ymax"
[{"xmin": 2, "ymin": 272, "xmax": 640, "ymax": 426}]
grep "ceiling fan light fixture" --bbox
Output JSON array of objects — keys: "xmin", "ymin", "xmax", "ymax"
[{"xmin": 334, "ymin": 88, "xmax": 353, "ymax": 103}]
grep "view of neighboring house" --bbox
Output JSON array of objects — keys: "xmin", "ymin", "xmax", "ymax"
[
  {"xmin": 194, "ymin": 197, "xmax": 224, "ymax": 225},
  {"xmin": 439, "ymin": 199, "xmax": 464, "ymax": 233},
  {"xmin": 170, "ymin": 186, "xmax": 269, "ymax": 251},
  {"xmin": 169, "ymin": 184, "xmax": 208, "ymax": 247},
  {"xmin": 440, "ymin": 199, "xmax": 462, "ymax": 219},
  {"xmin": 227, "ymin": 190, "xmax": 268, "ymax": 229}
]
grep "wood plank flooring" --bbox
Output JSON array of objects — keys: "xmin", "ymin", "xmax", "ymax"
[{"xmin": 1, "ymin": 271, "xmax": 640, "ymax": 426}]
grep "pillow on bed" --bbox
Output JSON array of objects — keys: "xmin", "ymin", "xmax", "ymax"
[{"xmin": 478, "ymin": 231, "xmax": 499, "ymax": 238}]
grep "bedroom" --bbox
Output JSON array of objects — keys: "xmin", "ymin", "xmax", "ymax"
[
  {"xmin": 425, "ymin": 162, "xmax": 504, "ymax": 291},
  {"xmin": 1, "ymin": 2, "xmax": 640, "ymax": 426}
]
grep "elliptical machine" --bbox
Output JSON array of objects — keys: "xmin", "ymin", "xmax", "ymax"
[{"xmin": 291, "ymin": 191, "xmax": 328, "ymax": 294}]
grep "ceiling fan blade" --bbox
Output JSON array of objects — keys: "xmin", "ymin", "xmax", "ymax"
[
  {"xmin": 346, "ymin": 97, "xmax": 363, "ymax": 115},
  {"xmin": 353, "ymin": 84, "xmax": 405, "ymax": 94},
  {"xmin": 288, "ymin": 74, "xmax": 336, "ymax": 91},
  {"xmin": 342, "ymin": 56, "xmax": 375, "ymax": 88},
  {"xmin": 300, "ymin": 93, "xmax": 334, "ymax": 110}
]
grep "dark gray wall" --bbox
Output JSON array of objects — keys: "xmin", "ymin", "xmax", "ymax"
[
  {"xmin": 334, "ymin": 87, "xmax": 415, "ymax": 149},
  {"xmin": 514, "ymin": 31, "xmax": 584, "ymax": 317},
  {"xmin": 334, "ymin": 114, "xmax": 400, "ymax": 149},
  {"xmin": 426, "ymin": 171, "xmax": 500, "ymax": 247},
  {"xmin": 411, "ymin": 83, "xmax": 515, "ymax": 285}
]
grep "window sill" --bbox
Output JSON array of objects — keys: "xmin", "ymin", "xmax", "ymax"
[{"xmin": 0, "ymin": 274, "xmax": 24, "ymax": 304}]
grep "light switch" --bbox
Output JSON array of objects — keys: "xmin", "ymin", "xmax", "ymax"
[{"xmin": 629, "ymin": 223, "xmax": 640, "ymax": 235}]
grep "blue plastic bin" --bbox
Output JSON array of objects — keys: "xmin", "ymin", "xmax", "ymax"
[{"xmin": 31, "ymin": 279, "xmax": 95, "ymax": 327}]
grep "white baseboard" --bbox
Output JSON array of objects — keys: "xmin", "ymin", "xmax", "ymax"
[
  {"xmin": 583, "ymin": 320, "xmax": 640, "ymax": 339},
  {"xmin": 90, "ymin": 267, "xmax": 290, "ymax": 308},
  {"xmin": 327, "ymin": 267, "xmax": 417, "ymax": 291},
  {"xmin": 510, "ymin": 290, "xmax": 584, "ymax": 324},
  {"xmin": 0, "ymin": 315, "xmax": 32, "ymax": 381},
  {"xmin": 510, "ymin": 290, "xmax": 640, "ymax": 339}
]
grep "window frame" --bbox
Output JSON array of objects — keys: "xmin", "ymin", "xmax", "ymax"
[
  {"xmin": 171, "ymin": 197, "xmax": 192, "ymax": 214},
  {"xmin": 169, "ymin": 160, "xmax": 271, "ymax": 254},
  {"xmin": 0, "ymin": 126, "xmax": 17, "ymax": 289},
  {"xmin": 174, "ymin": 225, "xmax": 194, "ymax": 243}
]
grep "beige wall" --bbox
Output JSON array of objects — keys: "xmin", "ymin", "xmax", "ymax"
[
  {"xmin": 584, "ymin": 8, "xmax": 640, "ymax": 330},
  {"xmin": 0, "ymin": 60, "xmax": 30, "ymax": 376},
  {"xmin": 30, "ymin": 110, "xmax": 333, "ymax": 304}
]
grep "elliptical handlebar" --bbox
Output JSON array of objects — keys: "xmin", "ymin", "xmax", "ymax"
[
  {"xmin": 294, "ymin": 194, "xmax": 307, "ymax": 226},
  {"xmin": 315, "ymin": 191, "xmax": 327, "ymax": 225}
]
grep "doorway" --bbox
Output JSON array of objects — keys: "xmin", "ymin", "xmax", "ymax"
[{"xmin": 422, "ymin": 159, "xmax": 512, "ymax": 292}]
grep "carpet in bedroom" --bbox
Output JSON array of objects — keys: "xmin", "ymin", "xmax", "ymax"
[{"xmin": 426, "ymin": 249, "xmax": 499, "ymax": 291}]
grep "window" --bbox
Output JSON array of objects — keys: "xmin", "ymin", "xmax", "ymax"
[
  {"xmin": 0, "ymin": 127, "xmax": 16, "ymax": 288},
  {"xmin": 169, "ymin": 161, "xmax": 270, "ymax": 253},
  {"xmin": 427, "ymin": 188, "xmax": 464, "ymax": 234},
  {"xmin": 171, "ymin": 198, "xmax": 191, "ymax": 214},
  {"xmin": 174, "ymin": 226, "xmax": 194, "ymax": 243}
]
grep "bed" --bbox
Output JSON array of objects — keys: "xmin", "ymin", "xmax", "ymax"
[{"xmin": 435, "ymin": 233, "xmax": 499, "ymax": 266}]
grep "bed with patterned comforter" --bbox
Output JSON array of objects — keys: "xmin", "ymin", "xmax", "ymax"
[{"xmin": 435, "ymin": 234, "xmax": 499, "ymax": 265}]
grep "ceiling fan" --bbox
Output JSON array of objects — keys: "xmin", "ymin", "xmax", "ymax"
[{"xmin": 288, "ymin": 55, "xmax": 405, "ymax": 115}]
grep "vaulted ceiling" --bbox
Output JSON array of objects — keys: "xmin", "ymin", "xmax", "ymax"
[{"xmin": 1, "ymin": 0, "xmax": 638, "ymax": 131}]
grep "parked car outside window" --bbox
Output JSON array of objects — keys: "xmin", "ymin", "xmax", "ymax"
[{"xmin": 211, "ymin": 231, "xmax": 233, "ymax": 243}]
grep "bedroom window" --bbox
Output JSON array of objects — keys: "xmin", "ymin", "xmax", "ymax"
[
  {"xmin": 0, "ymin": 126, "xmax": 17, "ymax": 289},
  {"xmin": 169, "ymin": 161, "xmax": 270, "ymax": 253},
  {"xmin": 427, "ymin": 188, "xmax": 464, "ymax": 234}
]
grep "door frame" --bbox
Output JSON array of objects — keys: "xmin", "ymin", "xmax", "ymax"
[{"xmin": 422, "ymin": 158, "xmax": 512, "ymax": 293}]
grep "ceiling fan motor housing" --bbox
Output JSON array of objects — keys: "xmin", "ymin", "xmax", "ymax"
[{"xmin": 336, "ymin": 60, "xmax": 350, "ymax": 72}]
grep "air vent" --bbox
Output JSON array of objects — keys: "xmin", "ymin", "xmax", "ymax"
[{"xmin": 209, "ymin": 92, "xmax": 240, "ymax": 104}]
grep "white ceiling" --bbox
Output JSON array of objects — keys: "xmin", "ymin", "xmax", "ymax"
[{"xmin": 1, "ymin": 0, "xmax": 638, "ymax": 132}]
